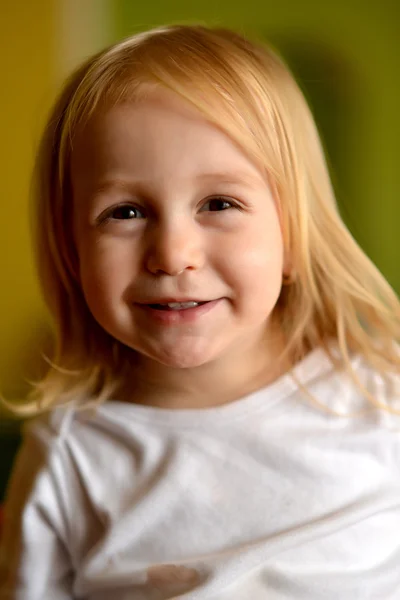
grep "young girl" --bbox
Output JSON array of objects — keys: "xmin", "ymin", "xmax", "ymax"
[{"xmin": 0, "ymin": 24, "xmax": 399, "ymax": 600}]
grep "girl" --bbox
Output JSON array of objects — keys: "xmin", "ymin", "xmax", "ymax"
[{"xmin": 0, "ymin": 24, "xmax": 399, "ymax": 600}]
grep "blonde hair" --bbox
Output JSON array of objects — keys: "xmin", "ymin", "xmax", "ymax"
[{"xmin": 7, "ymin": 24, "xmax": 400, "ymax": 416}]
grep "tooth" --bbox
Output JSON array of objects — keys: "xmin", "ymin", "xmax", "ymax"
[{"xmin": 167, "ymin": 302, "xmax": 199, "ymax": 309}]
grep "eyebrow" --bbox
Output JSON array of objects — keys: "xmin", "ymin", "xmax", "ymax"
[
  {"xmin": 194, "ymin": 170, "xmax": 264, "ymax": 187},
  {"xmin": 90, "ymin": 179, "xmax": 133, "ymax": 196},
  {"xmin": 91, "ymin": 170, "xmax": 263, "ymax": 195}
]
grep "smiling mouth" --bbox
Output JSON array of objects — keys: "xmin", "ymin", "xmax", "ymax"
[{"xmin": 148, "ymin": 301, "xmax": 209, "ymax": 311}]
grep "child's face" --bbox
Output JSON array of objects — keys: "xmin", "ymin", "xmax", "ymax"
[{"xmin": 72, "ymin": 92, "xmax": 285, "ymax": 371}]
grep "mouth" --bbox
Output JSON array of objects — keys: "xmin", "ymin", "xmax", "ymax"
[
  {"xmin": 136, "ymin": 298, "xmax": 222, "ymax": 325},
  {"xmin": 147, "ymin": 301, "xmax": 209, "ymax": 311}
]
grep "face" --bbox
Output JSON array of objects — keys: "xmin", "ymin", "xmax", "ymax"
[{"xmin": 72, "ymin": 92, "xmax": 286, "ymax": 372}]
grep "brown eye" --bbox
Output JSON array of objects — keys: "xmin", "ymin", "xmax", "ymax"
[
  {"xmin": 110, "ymin": 204, "xmax": 144, "ymax": 220},
  {"xmin": 201, "ymin": 197, "xmax": 235, "ymax": 212}
]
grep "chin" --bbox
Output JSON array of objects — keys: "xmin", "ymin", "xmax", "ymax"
[
  {"xmin": 146, "ymin": 344, "xmax": 220, "ymax": 370},
  {"xmin": 156, "ymin": 353, "xmax": 212, "ymax": 370}
]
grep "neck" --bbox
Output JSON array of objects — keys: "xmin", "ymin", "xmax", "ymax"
[{"xmin": 120, "ymin": 327, "xmax": 292, "ymax": 410}]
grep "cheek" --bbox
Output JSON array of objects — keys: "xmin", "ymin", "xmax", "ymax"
[
  {"xmin": 224, "ymin": 217, "xmax": 284, "ymax": 285},
  {"xmin": 220, "ymin": 216, "xmax": 284, "ymax": 322},
  {"xmin": 78, "ymin": 241, "xmax": 130, "ymax": 307}
]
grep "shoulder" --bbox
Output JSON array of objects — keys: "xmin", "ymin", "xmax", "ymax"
[
  {"xmin": 342, "ymin": 347, "xmax": 399, "ymax": 405},
  {"xmin": 21, "ymin": 401, "xmax": 165, "ymax": 495},
  {"xmin": 20, "ymin": 402, "xmax": 143, "ymax": 471},
  {"xmin": 15, "ymin": 406, "xmax": 76, "ymax": 473},
  {"xmin": 349, "ymin": 351, "xmax": 400, "ymax": 417},
  {"xmin": 296, "ymin": 344, "xmax": 400, "ymax": 421},
  {"xmin": 9, "ymin": 407, "xmax": 81, "ymax": 499},
  {"xmin": 5, "ymin": 402, "xmax": 150, "ymax": 540}
]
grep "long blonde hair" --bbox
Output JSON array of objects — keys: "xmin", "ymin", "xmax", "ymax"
[{"xmin": 7, "ymin": 24, "xmax": 400, "ymax": 416}]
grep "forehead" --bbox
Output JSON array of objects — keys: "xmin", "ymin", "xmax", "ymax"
[{"xmin": 70, "ymin": 92, "xmax": 267, "ymax": 190}]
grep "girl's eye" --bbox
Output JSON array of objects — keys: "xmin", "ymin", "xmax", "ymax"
[
  {"xmin": 201, "ymin": 197, "xmax": 235, "ymax": 212},
  {"xmin": 107, "ymin": 204, "xmax": 144, "ymax": 220}
]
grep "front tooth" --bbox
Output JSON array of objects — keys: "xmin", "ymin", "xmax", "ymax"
[{"xmin": 167, "ymin": 302, "xmax": 199, "ymax": 309}]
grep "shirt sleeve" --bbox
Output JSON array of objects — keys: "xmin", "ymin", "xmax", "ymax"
[{"xmin": 0, "ymin": 421, "xmax": 74, "ymax": 600}]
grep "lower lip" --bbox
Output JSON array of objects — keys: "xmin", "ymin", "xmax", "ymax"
[{"xmin": 136, "ymin": 299, "xmax": 222, "ymax": 325}]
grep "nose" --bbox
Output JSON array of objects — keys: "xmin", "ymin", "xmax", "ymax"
[{"xmin": 145, "ymin": 221, "xmax": 204, "ymax": 276}]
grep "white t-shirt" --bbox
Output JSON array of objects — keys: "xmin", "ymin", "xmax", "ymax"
[{"xmin": 1, "ymin": 347, "xmax": 400, "ymax": 600}]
